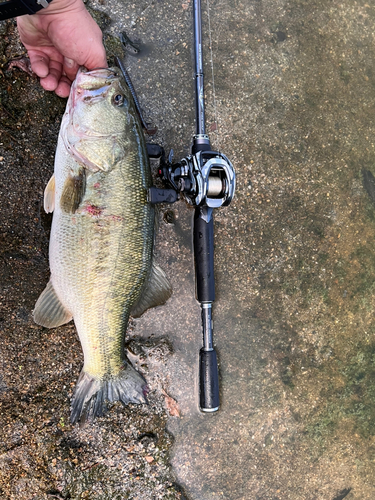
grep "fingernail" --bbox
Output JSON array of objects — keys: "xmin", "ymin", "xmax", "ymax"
[{"xmin": 64, "ymin": 57, "xmax": 75, "ymax": 68}]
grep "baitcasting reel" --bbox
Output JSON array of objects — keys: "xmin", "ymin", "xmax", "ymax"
[
  {"xmin": 162, "ymin": 141, "xmax": 235, "ymax": 209},
  {"xmin": 148, "ymin": 139, "xmax": 235, "ymax": 211}
]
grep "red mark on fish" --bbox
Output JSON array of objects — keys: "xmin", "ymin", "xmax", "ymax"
[{"xmin": 85, "ymin": 204, "xmax": 103, "ymax": 216}]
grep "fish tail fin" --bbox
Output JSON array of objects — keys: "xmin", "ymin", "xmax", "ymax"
[{"xmin": 70, "ymin": 362, "xmax": 147, "ymax": 424}]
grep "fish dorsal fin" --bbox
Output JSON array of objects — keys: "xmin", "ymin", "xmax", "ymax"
[
  {"xmin": 44, "ymin": 174, "xmax": 55, "ymax": 213},
  {"xmin": 33, "ymin": 279, "xmax": 73, "ymax": 328},
  {"xmin": 130, "ymin": 263, "xmax": 172, "ymax": 318},
  {"xmin": 60, "ymin": 168, "xmax": 86, "ymax": 214}
]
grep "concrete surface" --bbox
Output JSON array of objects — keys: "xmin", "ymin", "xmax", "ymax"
[{"xmin": 2, "ymin": 0, "xmax": 375, "ymax": 499}]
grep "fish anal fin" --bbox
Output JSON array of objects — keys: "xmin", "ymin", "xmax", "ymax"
[
  {"xmin": 44, "ymin": 174, "xmax": 55, "ymax": 213},
  {"xmin": 130, "ymin": 263, "xmax": 172, "ymax": 318},
  {"xmin": 33, "ymin": 279, "xmax": 72, "ymax": 328},
  {"xmin": 60, "ymin": 168, "xmax": 86, "ymax": 214}
]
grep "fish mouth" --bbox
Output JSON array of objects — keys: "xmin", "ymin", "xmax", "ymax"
[
  {"xmin": 75, "ymin": 67, "xmax": 121, "ymax": 91},
  {"xmin": 71, "ymin": 67, "xmax": 124, "ymax": 109}
]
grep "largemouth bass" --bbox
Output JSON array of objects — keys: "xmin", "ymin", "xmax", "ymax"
[{"xmin": 33, "ymin": 67, "xmax": 171, "ymax": 424}]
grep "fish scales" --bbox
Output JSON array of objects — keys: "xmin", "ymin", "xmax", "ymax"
[
  {"xmin": 53, "ymin": 129, "xmax": 152, "ymax": 375},
  {"xmin": 33, "ymin": 67, "xmax": 171, "ymax": 423}
]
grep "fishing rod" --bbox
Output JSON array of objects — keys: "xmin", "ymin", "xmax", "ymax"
[{"xmin": 148, "ymin": 0, "xmax": 235, "ymax": 412}]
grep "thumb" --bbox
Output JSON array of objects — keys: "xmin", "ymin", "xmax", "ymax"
[{"xmin": 83, "ymin": 43, "xmax": 108, "ymax": 71}]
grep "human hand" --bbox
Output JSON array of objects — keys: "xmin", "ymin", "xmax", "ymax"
[{"xmin": 17, "ymin": 0, "xmax": 107, "ymax": 97}]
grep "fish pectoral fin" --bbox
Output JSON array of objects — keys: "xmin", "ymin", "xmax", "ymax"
[
  {"xmin": 130, "ymin": 263, "xmax": 172, "ymax": 318},
  {"xmin": 60, "ymin": 168, "xmax": 86, "ymax": 214},
  {"xmin": 33, "ymin": 279, "xmax": 73, "ymax": 328},
  {"xmin": 44, "ymin": 174, "xmax": 55, "ymax": 213}
]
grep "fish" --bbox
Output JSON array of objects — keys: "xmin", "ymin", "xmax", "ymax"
[{"xmin": 33, "ymin": 67, "xmax": 172, "ymax": 424}]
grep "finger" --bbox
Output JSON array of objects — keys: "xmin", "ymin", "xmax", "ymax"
[
  {"xmin": 63, "ymin": 57, "xmax": 80, "ymax": 83},
  {"xmin": 77, "ymin": 21, "xmax": 108, "ymax": 70},
  {"xmin": 28, "ymin": 50, "xmax": 51, "ymax": 78},
  {"xmin": 39, "ymin": 59, "xmax": 63, "ymax": 92},
  {"xmin": 54, "ymin": 75, "xmax": 73, "ymax": 98},
  {"xmin": 85, "ymin": 44, "xmax": 108, "ymax": 71}
]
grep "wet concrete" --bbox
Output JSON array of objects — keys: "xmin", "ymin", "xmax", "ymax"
[{"xmin": 2, "ymin": 0, "xmax": 375, "ymax": 498}]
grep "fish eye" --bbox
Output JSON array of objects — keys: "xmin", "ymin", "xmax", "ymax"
[{"xmin": 113, "ymin": 94, "xmax": 125, "ymax": 106}]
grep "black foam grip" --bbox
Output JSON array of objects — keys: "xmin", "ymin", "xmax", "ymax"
[
  {"xmin": 199, "ymin": 348, "xmax": 219, "ymax": 411},
  {"xmin": 193, "ymin": 208, "xmax": 215, "ymax": 303}
]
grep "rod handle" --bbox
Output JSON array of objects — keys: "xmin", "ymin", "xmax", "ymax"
[
  {"xmin": 194, "ymin": 208, "xmax": 215, "ymax": 303},
  {"xmin": 199, "ymin": 348, "xmax": 219, "ymax": 412}
]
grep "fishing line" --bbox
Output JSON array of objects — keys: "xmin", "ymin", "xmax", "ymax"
[{"xmin": 205, "ymin": 0, "xmax": 219, "ymax": 150}]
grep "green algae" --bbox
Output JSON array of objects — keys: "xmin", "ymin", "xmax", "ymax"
[{"xmin": 306, "ymin": 339, "xmax": 375, "ymax": 444}]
